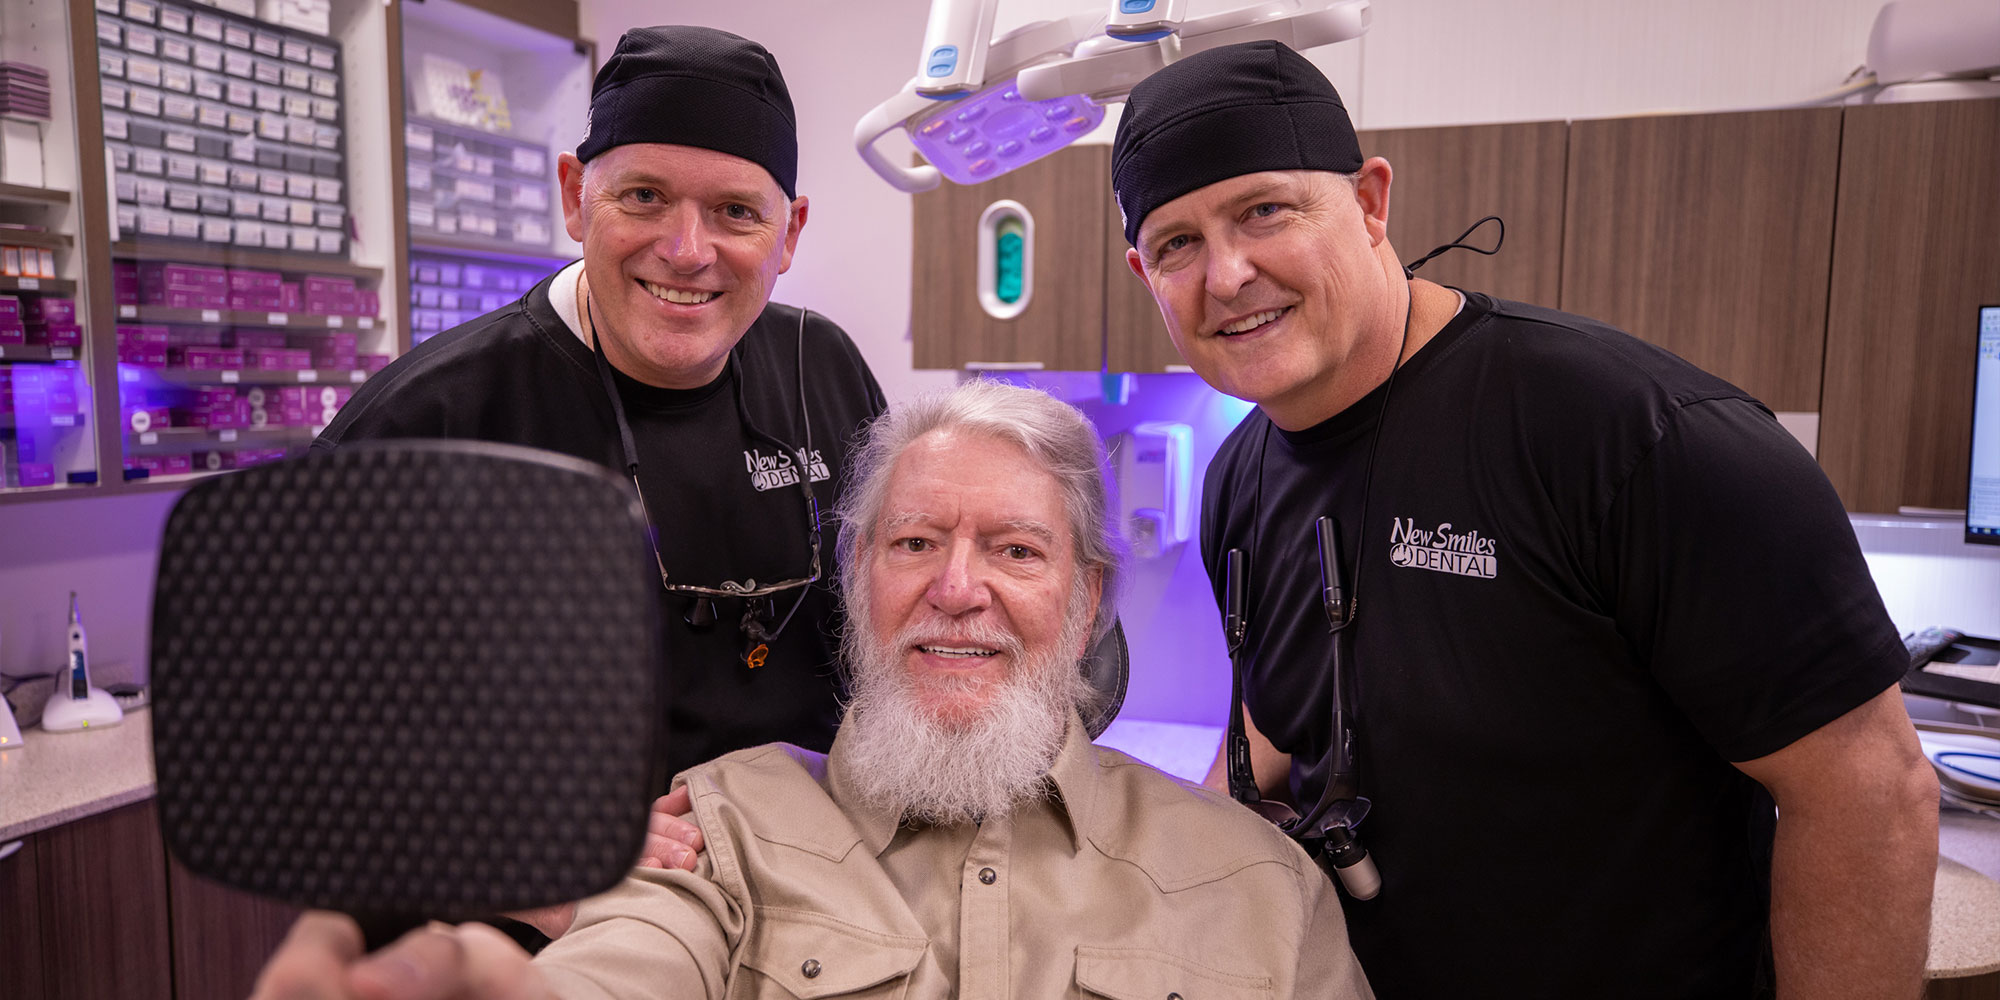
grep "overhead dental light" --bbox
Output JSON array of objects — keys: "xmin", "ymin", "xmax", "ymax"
[{"xmin": 855, "ymin": 0, "xmax": 1372, "ymax": 192}]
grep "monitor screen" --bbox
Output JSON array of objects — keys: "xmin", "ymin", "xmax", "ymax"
[{"xmin": 1969, "ymin": 305, "xmax": 2000, "ymax": 545}]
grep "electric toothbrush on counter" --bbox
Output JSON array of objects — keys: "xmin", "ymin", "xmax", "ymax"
[{"xmin": 40, "ymin": 592, "xmax": 124, "ymax": 733}]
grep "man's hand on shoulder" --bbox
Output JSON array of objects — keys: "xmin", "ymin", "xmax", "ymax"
[
  {"xmin": 252, "ymin": 911, "xmax": 553, "ymax": 1000},
  {"xmin": 639, "ymin": 785, "xmax": 706, "ymax": 871}
]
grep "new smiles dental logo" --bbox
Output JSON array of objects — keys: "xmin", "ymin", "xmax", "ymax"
[
  {"xmin": 744, "ymin": 446, "xmax": 830, "ymax": 492},
  {"xmin": 1388, "ymin": 517, "xmax": 1499, "ymax": 580}
]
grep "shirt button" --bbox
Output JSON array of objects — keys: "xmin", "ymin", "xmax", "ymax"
[
  {"xmin": 978, "ymin": 867, "xmax": 997, "ymax": 885},
  {"xmin": 802, "ymin": 959, "xmax": 822, "ymax": 979}
]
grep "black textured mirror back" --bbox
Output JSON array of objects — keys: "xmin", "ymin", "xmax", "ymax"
[{"xmin": 150, "ymin": 441, "xmax": 662, "ymax": 937}]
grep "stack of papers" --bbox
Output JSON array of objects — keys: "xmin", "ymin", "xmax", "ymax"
[{"xmin": 0, "ymin": 63, "xmax": 51, "ymax": 121}]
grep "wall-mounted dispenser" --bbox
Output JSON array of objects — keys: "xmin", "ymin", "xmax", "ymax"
[
  {"xmin": 1113, "ymin": 421, "xmax": 1193, "ymax": 560},
  {"xmin": 976, "ymin": 199, "xmax": 1034, "ymax": 320}
]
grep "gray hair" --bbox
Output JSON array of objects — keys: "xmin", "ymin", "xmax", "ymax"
[{"xmin": 836, "ymin": 379, "xmax": 1125, "ymax": 644}]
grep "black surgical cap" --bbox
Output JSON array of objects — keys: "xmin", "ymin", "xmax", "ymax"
[
  {"xmin": 575, "ymin": 25, "xmax": 799, "ymax": 199},
  {"xmin": 1111, "ymin": 40, "xmax": 1363, "ymax": 246}
]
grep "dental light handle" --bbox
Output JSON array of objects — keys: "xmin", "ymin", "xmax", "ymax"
[
  {"xmin": 915, "ymin": 0, "xmax": 1000, "ymax": 97},
  {"xmin": 66, "ymin": 591, "xmax": 89, "ymax": 700},
  {"xmin": 852, "ymin": 86, "xmax": 943, "ymax": 194},
  {"xmin": 1105, "ymin": 0, "xmax": 1186, "ymax": 39}
]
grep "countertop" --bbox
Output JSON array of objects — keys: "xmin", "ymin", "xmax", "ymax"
[
  {"xmin": 2, "ymin": 709, "xmax": 1998, "ymax": 979},
  {"xmin": 1936, "ymin": 810, "xmax": 2000, "ymax": 978},
  {"xmin": 0, "ymin": 706, "xmax": 156, "ymax": 843}
]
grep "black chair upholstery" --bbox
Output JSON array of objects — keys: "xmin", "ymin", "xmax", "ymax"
[{"xmin": 1082, "ymin": 619, "xmax": 1129, "ymax": 739}]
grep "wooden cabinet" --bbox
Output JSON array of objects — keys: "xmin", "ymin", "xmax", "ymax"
[
  {"xmin": 1358, "ymin": 121, "xmax": 1568, "ymax": 309},
  {"xmin": 911, "ymin": 145, "xmax": 1111, "ymax": 372},
  {"xmin": 0, "ymin": 834, "xmax": 48, "ymax": 1000},
  {"xmin": 167, "ymin": 857, "xmax": 301, "ymax": 1000},
  {"xmin": 1818, "ymin": 98, "xmax": 2000, "ymax": 514},
  {"xmin": 1560, "ymin": 108, "xmax": 1844, "ymax": 414},
  {"xmin": 1, "ymin": 800, "xmax": 300, "ymax": 999},
  {"xmin": 1103, "ymin": 188, "xmax": 1183, "ymax": 375},
  {"xmin": 25, "ymin": 802, "xmax": 174, "ymax": 1000}
]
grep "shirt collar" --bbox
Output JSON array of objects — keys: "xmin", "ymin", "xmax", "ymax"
[{"xmin": 827, "ymin": 709, "xmax": 1101, "ymax": 857}]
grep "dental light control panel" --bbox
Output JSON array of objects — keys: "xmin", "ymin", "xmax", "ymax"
[{"xmin": 908, "ymin": 83, "xmax": 1104, "ymax": 186}]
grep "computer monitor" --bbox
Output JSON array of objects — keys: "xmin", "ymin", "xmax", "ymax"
[{"xmin": 1969, "ymin": 305, "xmax": 2000, "ymax": 545}]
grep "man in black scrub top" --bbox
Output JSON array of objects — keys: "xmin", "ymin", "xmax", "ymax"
[
  {"xmin": 316, "ymin": 24, "xmax": 886, "ymax": 892},
  {"xmin": 1112, "ymin": 40, "xmax": 1938, "ymax": 1000}
]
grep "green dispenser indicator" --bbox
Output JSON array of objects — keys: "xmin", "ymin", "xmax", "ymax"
[{"xmin": 995, "ymin": 217, "xmax": 1026, "ymax": 304}]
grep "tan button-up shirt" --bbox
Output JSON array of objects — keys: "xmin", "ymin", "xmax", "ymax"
[{"xmin": 537, "ymin": 718, "xmax": 1373, "ymax": 999}]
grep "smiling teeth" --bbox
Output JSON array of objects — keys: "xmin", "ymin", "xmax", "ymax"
[
  {"xmin": 919, "ymin": 645, "xmax": 998, "ymax": 658},
  {"xmin": 1221, "ymin": 308, "xmax": 1285, "ymax": 335},
  {"xmin": 642, "ymin": 280, "xmax": 716, "ymax": 305}
]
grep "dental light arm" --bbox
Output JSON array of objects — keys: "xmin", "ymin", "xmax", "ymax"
[{"xmin": 856, "ymin": 0, "xmax": 1371, "ymax": 193}]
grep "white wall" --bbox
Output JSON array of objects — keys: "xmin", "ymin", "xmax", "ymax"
[{"xmin": 579, "ymin": 0, "xmax": 956, "ymax": 407}]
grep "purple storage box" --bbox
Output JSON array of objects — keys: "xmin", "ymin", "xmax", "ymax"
[
  {"xmin": 17, "ymin": 463, "xmax": 54, "ymax": 487},
  {"xmin": 228, "ymin": 268, "xmax": 283, "ymax": 292},
  {"xmin": 118, "ymin": 324, "xmax": 172, "ymax": 345},
  {"xmin": 231, "ymin": 328, "xmax": 289, "ymax": 348},
  {"xmin": 166, "ymin": 325, "xmax": 226, "ymax": 347},
  {"xmin": 126, "ymin": 405, "xmax": 172, "ymax": 432},
  {"xmin": 0, "ymin": 322, "xmax": 23, "ymax": 346},
  {"xmin": 119, "ymin": 345, "xmax": 169, "ymax": 367},
  {"xmin": 173, "ymin": 346, "xmax": 245, "ymax": 370},
  {"xmin": 0, "ymin": 294, "xmax": 21, "ymax": 320},
  {"xmin": 359, "ymin": 353, "xmax": 392, "ymax": 373},
  {"xmin": 247, "ymin": 405, "xmax": 307, "ymax": 428},
  {"xmin": 177, "ymin": 402, "xmax": 246, "ymax": 429},
  {"xmin": 279, "ymin": 282, "xmax": 302, "ymax": 311},
  {"xmin": 265, "ymin": 386, "xmax": 308, "ymax": 408},
  {"xmin": 25, "ymin": 322, "xmax": 81, "ymax": 348},
  {"xmin": 229, "ymin": 291, "xmax": 284, "ymax": 312},
  {"xmin": 139, "ymin": 261, "xmax": 229, "ymax": 290},
  {"xmin": 243, "ymin": 346, "xmax": 312, "ymax": 370},
  {"xmin": 20, "ymin": 296, "xmax": 75, "ymax": 324},
  {"xmin": 46, "ymin": 385, "xmax": 81, "ymax": 414},
  {"xmin": 148, "ymin": 287, "xmax": 229, "ymax": 309},
  {"xmin": 302, "ymin": 275, "xmax": 354, "ymax": 296},
  {"xmin": 307, "ymin": 331, "xmax": 358, "ymax": 350}
]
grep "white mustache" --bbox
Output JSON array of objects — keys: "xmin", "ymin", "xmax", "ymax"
[{"xmin": 893, "ymin": 616, "xmax": 1025, "ymax": 661}]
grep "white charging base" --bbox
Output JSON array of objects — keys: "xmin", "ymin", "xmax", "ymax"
[
  {"xmin": 0, "ymin": 695, "xmax": 22, "ymax": 750},
  {"xmin": 41, "ymin": 687, "xmax": 125, "ymax": 732}
]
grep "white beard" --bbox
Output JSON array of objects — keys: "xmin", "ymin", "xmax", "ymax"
[{"xmin": 839, "ymin": 591, "xmax": 1095, "ymax": 828}]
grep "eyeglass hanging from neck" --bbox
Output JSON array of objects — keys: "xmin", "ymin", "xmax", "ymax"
[{"xmin": 583, "ymin": 285, "xmax": 822, "ymax": 669}]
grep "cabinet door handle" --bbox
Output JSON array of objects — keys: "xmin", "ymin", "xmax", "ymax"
[{"xmin": 962, "ymin": 361, "xmax": 1045, "ymax": 371}]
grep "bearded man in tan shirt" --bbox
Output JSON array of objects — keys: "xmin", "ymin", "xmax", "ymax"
[{"xmin": 253, "ymin": 380, "xmax": 1374, "ymax": 1000}]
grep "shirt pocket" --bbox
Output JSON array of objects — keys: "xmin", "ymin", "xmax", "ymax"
[
  {"xmin": 736, "ymin": 910, "xmax": 928, "ymax": 1000},
  {"xmin": 1074, "ymin": 946, "xmax": 1275, "ymax": 1000}
]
